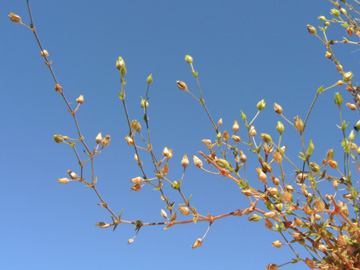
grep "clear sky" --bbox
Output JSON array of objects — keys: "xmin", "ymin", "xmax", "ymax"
[{"xmin": 2, "ymin": 0, "xmax": 360, "ymax": 269}]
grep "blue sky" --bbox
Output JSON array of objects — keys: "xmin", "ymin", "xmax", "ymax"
[{"xmin": 2, "ymin": 1, "xmax": 360, "ymax": 269}]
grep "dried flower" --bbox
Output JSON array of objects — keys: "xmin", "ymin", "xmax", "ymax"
[
  {"xmin": 193, "ymin": 155, "xmax": 203, "ymax": 168},
  {"xmin": 304, "ymin": 258, "xmax": 316, "ymax": 269},
  {"xmin": 328, "ymin": 160, "xmax": 338, "ymax": 169},
  {"xmin": 240, "ymin": 151, "xmax": 247, "ymax": 163},
  {"xmin": 273, "ymin": 151, "xmax": 282, "ymax": 163},
  {"xmin": 101, "ymin": 135, "xmax": 111, "ymax": 147},
  {"xmin": 58, "ymin": 178, "xmax": 70, "ymax": 184},
  {"xmin": 40, "ymin": 50, "xmax": 49, "ymax": 57},
  {"xmin": 231, "ymin": 135, "xmax": 241, "ymax": 142},
  {"xmin": 54, "ymin": 84, "xmax": 63, "ymax": 93},
  {"xmin": 265, "ymin": 219, "xmax": 273, "ymax": 229},
  {"xmin": 181, "ymin": 154, "xmax": 189, "ymax": 168},
  {"xmin": 232, "ymin": 120, "xmax": 239, "ymax": 132},
  {"xmin": 9, "ymin": 13, "xmax": 22, "ymax": 23},
  {"xmin": 179, "ymin": 206, "xmax": 190, "ymax": 215},
  {"xmin": 95, "ymin": 132, "xmax": 103, "ymax": 144},
  {"xmin": 266, "ymin": 264, "xmax": 278, "ymax": 270},
  {"xmin": 273, "ymin": 103, "xmax": 283, "ymax": 114},
  {"xmin": 325, "ymin": 51, "xmax": 332, "ymax": 59},
  {"xmin": 76, "ymin": 94, "xmax": 84, "ymax": 104},
  {"xmin": 130, "ymin": 177, "xmax": 144, "ymax": 184},
  {"xmin": 191, "ymin": 238, "xmax": 203, "ymax": 249},
  {"xmin": 272, "ymin": 240, "xmax": 282, "ymax": 248},
  {"xmin": 271, "ymin": 176, "xmax": 280, "ymax": 185},
  {"xmin": 249, "ymin": 126, "xmax": 256, "ymax": 136},
  {"xmin": 256, "ymin": 168, "xmax": 267, "ymax": 184},
  {"xmin": 125, "ymin": 136, "xmax": 134, "ymax": 145},
  {"xmin": 131, "ymin": 184, "xmax": 141, "ymax": 191},
  {"xmin": 130, "ymin": 120, "xmax": 141, "ymax": 132}
]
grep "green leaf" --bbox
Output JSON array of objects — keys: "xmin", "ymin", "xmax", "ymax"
[
  {"xmin": 119, "ymin": 91, "xmax": 125, "ymax": 100},
  {"xmin": 240, "ymin": 110, "xmax": 246, "ymax": 121},
  {"xmin": 92, "ymin": 176, "xmax": 98, "ymax": 185},
  {"xmin": 317, "ymin": 85, "xmax": 324, "ymax": 94}
]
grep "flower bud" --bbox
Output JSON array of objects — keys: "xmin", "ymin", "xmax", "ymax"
[
  {"xmin": 76, "ymin": 94, "xmax": 84, "ymax": 104},
  {"xmin": 53, "ymin": 134, "xmax": 64, "ymax": 143},
  {"xmin": 330, "ymin": 8, "xmax": 340, "ymax": 17},
  {"xmin": 325, "ymin": 51, "xmax": 332, "ymax": 59},
  {"xmin": 181, "ymin": 154, "xmax": 189, "ymax": 168},
  {"xmin": 340, "ymin": 8, "xmax": 347, "ymax": 15},
  {"xmin": 140, "ymin": 99, "xmax": 149, "ymax": 108},
  {"xmin": 215, "ymin": 159, "xmax": 230, "ymax": 169},
  {"xmin": 336, "ymin": 65, "xmax": 343, "ymax": 72},
  {"xmin": 116, "ymin": 57, "xmax": 125, "ymax": 71},
  {"xmin": 95, "ymin": 132, "xmax": 102, "ymax": 144},
  {"xmin": 261, "ymin": 133, "xmax": 272, "ymax": 143},
  {"xmin": 58, "ymin": 178, "xmax": 70, "ymax": 184},
  {"xmin": 146, "ymin": 74, "xmax": 153, "ymax": 84},
  {"xmin": 347, "ymin": 26, "xmax": 354, "ymax": 37},
  {"xmin": 101, "ymin": 135, "xmax": 111, "ymax": 147},
  {"xmin": 318, "ymin": 16, "xmax": 326, "ymax": 21},
  {"xmin": 40, "ymin": 50, "xmax": 49, "ymax": 57},
  {"xmin": 179, "ymin": 206, "xmax": 190, "ymax": 215},
  {"xmin": 9, "ymin": 13, "xmax": 22, "ymax": 23},
  {"xmin": 326, "ymin": 149, "xmax": 334, "ymax": 160},
  {"xmin": 307, "ymin": 24, "xmax": 317, "ymax": 34},
  {"xmin": 276, "ymin": 121, "xmax": 284, "ymax": 135},
  {"xmin": 334, "ymin": 92, "xmax": 343, "ymax": 107},
  {"xmin": 125, "ymin": 136, "xmax": 134, "ymax": 145},
  {"xmin": 248, "ymin": 214, "xmax": 263, "ymax": 222},
  {"xmin": 176, "ymin": 81, "xmax": 187, "ymax": 91},
  {"xmin": 294, "ymin": 116, "xmax": 304, "ymax": 132},
  {"xmin": 272, "ymin": 241, "xmax": 282, "ymax": 248},
  {"xmin": 191, "ymin": 238, "xmax": 203, "ymax": 249},
  {"xmin": 257, "ymin": 99, "xmax": 266, "ymax": 110},
  {"xmin": 307, "ymin": 139, "xmax": 314, "ymax": 156},
  {"xmin": 349, "ymin": 130, "xmax": 355, "ymax": 141},
  {"xmin": 218, "ymin": 118, "xmax": 223, "ymax": 126},
  {"xmin": 193, "ymin": 155, "xmax": 203, "ymax": 168},
  {"xmin": 273, "ymin": 103, "xmax": 283, "ymax": 114},
  {"xmin": 130, "ymin": 176, "xmax": 143, "ymax": 184},
  {"xmin": 185, "ymin": 55, "xmax": 193, "ymax": 64}
]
